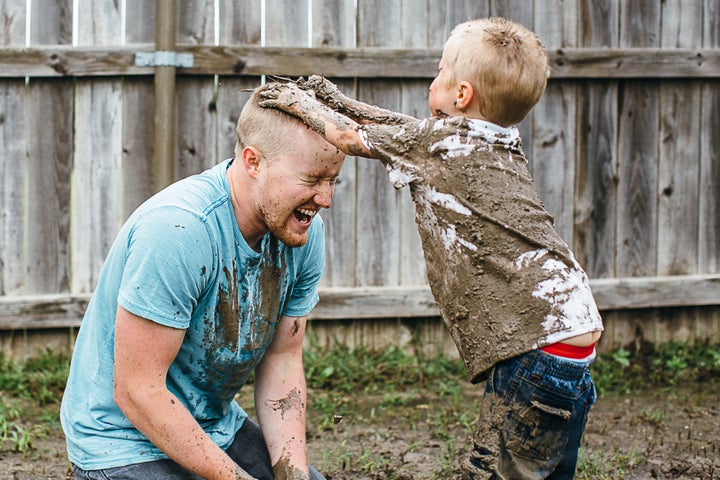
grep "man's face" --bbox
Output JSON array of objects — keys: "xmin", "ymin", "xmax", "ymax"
[{"xmin": 255, "ymin": 135, "xmax": 345, "ymax": 247}]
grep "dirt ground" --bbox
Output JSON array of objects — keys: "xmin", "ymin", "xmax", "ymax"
[{"xmin": 2, "ymin": 383, "xmax": 718, "ymax": 480}]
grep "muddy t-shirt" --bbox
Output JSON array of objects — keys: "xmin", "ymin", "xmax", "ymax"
[
  {"xmin": 359, "ymin": 117, "xmax": 603, "ymax": 383},
  {"xmin": 60, "ymin": 159, "xmax": 324, "ymax": 469}
]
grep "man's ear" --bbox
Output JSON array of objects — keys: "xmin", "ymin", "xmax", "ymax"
[
  {"xmin": 241, "ymin": 146, "xmax": 262, "ymax": 178},
  {"xmin": 456, "ymin": 81, "xmax": 474, "ymax": 111}
]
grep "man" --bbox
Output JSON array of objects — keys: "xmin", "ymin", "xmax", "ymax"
[{"xmin": 60, "ymin": 85, "xmax": 345, "ymax": 480}]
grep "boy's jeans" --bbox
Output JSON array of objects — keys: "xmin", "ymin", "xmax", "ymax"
[
  {"xmin": 72, "ymin": 418, "xmax": 325, "ymax": 480},
  {"xmin": 462, "ymin": 349, "xmax": 597, "ymax": 480}
]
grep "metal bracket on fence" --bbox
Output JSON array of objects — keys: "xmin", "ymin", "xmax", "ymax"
[{"xmin": 135, "ymin": 51, "xmax": 194, "ymax": 68}]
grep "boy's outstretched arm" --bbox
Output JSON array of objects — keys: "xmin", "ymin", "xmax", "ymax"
[
  {"xmin": 259, "ymin": 82, "xmax": 374, "ymax": 158},
  {"xmin": 304, "ymin": 75, "xmax": 417, "ymax": 126}
]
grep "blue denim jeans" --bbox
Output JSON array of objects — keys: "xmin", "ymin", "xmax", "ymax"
[
  {"xmin": 72, "ymin": 418, "xmax": 325, "ymax": 480},
  {"xmin": 462, "ymin": 349, "xmax": 597, "ymax": 480}
]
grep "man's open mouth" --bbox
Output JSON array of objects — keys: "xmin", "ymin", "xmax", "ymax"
[{"xmin": 294, "ymin": 208, "xmax": 317, "ymax": 225}]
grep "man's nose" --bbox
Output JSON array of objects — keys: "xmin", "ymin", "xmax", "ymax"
[{"xmin": 314, "ymin": 182, "xmax": 334, "ymax": 209}]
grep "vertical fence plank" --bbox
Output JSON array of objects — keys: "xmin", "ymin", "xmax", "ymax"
[
  {"xmin": 311, "ymin": 0, "xmax": 357, "ymax": 288},
  {"xmin": 445, "ymin": 0, "xmax": 490, "ymax": 38},
  {"xmin": 219, "ymin": 0, "xmax": 261, "ymax": 46},
  {"xmin": 356, "ymin": 0, "xmax": 402, "ymax": 287},
  {"xmin": 216, "ymin": 0, "xmax": 261, "ymax": 170},
  {"xmin": 575, "ymin": 0, "xmax": 618, "ymax": 279},
  {"xmin": 0, "ymin": 0, "xmax": 27, "ymax": 296},
  {"xmin": 657, "ymin": 1, "xmax": 702, "ymax": 277},
  {"xmin": 266, "ymin": 0, "xmax": 309, "ymax": 46},
  {"xmin": 176, "ymin": 0, "xmax": 218, "ymax": 179},
  {"xmin": 72, "ymin": 0, "xmax": 124, "ymax": 293},
  {"xmin": 699, "ymin": 0, "xmax": 720, "ymax": 275},
  {"xmin": 602, "ymin": 1, "xmax": 662, "ymax": 349},
  {"xmin": 531, "ymin": 1, "xmax": 578, "ymax": 244},
  {"xmin": 655, "ymin": 0, "xmax": 704, "ymax": 343},
  {"xmin": 26, "ymin": 0, "xmax": 73, "ymax": 295},
  {"xmin": 615, "ymin": 2, "xmax": 660, "ymax": 278},
  {"xmin": 122, "ymin": 0, "xmax": 156, "ymax": 217}
]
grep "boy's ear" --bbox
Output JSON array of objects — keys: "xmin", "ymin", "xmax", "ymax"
[
  {"xmin": 241, "ymin": 146, "xmax": 262, "ymax": 178},
  {"xmin": 456, "ymin": 81, "xmax": 474, "ymax": 111}
]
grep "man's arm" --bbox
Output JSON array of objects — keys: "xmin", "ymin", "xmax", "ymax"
[
  {"xmin": 254, "ymin": 314, "xmax": 311, "ymax": 480},
  {"xmin": 113, "ymin": 307, "xmax": 256, "ymax": 480}
]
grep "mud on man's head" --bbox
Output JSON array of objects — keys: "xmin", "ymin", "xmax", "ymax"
[
  {"xmin": 234, "ymin": 83, "xmax": 312, "ymax": 161},
  {"xmin": 441, "ymin": 17, "xmax": 550, "ymax": 127}
]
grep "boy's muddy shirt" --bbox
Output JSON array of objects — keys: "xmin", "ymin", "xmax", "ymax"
[{"xmin": 359, "ymin": 116, "xmax": 603, "ymax": 383}]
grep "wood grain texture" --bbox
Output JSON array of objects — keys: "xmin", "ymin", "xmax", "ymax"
[
  {"xmin": 1, "ymin": 0, "xmax": 719, "ymax": 347},
  {"xmin": 531, "ymin": 4, "xmax": 578, "ymax": 245},
  {"xmin": 615, "ymin": 1, "xmax": 660, "ymax": 277},
  {"xmin": 4, "ymin": 275, "xmax": 720, "ymax": 329},
  {"xmin": 575, "ymin": 0, "xmax": 619, "ymax": 278},
  {"xmin": 0, "ymin": 0, "xmax": 27, "ymax": 296},
  {"xmin": 3, "ymin": 46, "xmax": 720, "ymax": 78},
  {"xmin": 26, "ymin": 0, "xmax": 74, "ymax": 294},
  {"xmin": 657, "ymin": 0, "xmax": 703, "ymax": 276},
  {"xmin": 175, "ymin": 0, "xmax": 218, "ymax": 179},
  {"xmin": 71, "ymin": 0, "xmax": 124, "ymax": 293},
  {"xmin": 121, "ymin": 0, "xmax": 155, "ymax": 218},
  {"xmin": 699, "ymin": 0, "xmax": 720, "ymax": 274}
]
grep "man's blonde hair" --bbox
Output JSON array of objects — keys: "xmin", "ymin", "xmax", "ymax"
[
  {"xmin": 443, "ymin": 17, "xmax": 550, "ymax": 126},
  {"xmin": 234, "ymin": 84, "xmax": 305, "ymax": 160}
]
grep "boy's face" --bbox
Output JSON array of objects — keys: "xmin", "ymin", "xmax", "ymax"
[{"xmin": 428, "ymin": 56, "xmax": 459, "ymax": 118}]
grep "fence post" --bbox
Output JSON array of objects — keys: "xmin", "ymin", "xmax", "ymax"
[{"xmin": 152, "ymin": 0, "xmax": 177, "ymax": 192}]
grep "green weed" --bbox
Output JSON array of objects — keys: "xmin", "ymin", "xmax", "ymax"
[
  {"xmin": 0, "ymin": 349, "xmax": 70, "ymax": 404},
  {"xmin": 0, "ymin": 350, "xmax": 69, "ymax": 454},
  {"xmin": 591, "ymin": 340, "xmax": 720, "ymax": 395},
  {"xmin": 576, "ymin": 447, "xmax": 642, "ymax": 479}
]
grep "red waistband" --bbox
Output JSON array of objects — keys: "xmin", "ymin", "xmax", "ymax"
[{"xmin": 541, "ymin": 342, "xmax": 596, "ymax": 359}]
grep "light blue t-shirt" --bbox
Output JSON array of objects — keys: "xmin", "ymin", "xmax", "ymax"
[{"xmin": 60, "ymin": 160, "xmax": 325, "ymax": 470}]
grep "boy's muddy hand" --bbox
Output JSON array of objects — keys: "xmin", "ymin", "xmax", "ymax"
[
  {"xmin": 304, "ymin": 75, "xmax": 340, "ymax": 101},
  {"xmin": 258, "ymin": 82, "xmax": 314, "ymax": 117}
]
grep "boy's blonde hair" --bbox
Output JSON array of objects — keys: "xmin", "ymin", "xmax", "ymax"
[
  {"xmin": 443, "ymin": 17, "xmax": 550, "ymax": 126},
  {"xmin": 234, "ymin": 85, "xmax": 304, "ymax": 160}
]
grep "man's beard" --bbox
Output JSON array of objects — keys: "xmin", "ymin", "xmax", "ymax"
[{"xmin": 259, "ymin": 204, "xmax": 309, "ymax": 248}]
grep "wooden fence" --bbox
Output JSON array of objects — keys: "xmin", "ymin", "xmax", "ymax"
[{"xmin": 1, "ymin": 0, "xmax": 719, "ymax": 358}]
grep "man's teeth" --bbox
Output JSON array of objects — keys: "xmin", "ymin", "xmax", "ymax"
[{"xmin": 297, "ymin": 208, "xmax": 316, "ymax": 218}]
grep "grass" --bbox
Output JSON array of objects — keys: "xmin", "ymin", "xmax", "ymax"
[
  {"xmin": 591, "ymin": 340, "xmax": 720, "ymax": 395},
  {"xmin": 1, "ymin": 340, "xmax": 719, "ymax": 477},
  {"xmin": 0, "ymin": 349, "xmax": 67, "ymax": 453}
]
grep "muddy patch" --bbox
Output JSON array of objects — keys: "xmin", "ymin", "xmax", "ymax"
[{"xmin": 3, "ymin": 384, "xmax": 718, "ymax": 479}]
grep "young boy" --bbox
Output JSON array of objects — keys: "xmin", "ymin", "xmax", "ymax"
[{"xmin": 260, "ymin": 17, "xmax": 603, "ymax": 480}]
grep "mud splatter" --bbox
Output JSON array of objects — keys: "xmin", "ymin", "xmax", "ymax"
[
  {"xmin": 272, "ymin": 451, "xmax": 309, "ymax": 480},
  {"xmin": 266, "ymin": 388, "xmax": 304, "ymax": 420},
  {"xmin": 216, "ymin": 261, "xmax": 240, "ymax": 350},
  {"xmin": 247, "ymin": 236, "xmax": 284, "ymax": 350}
]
